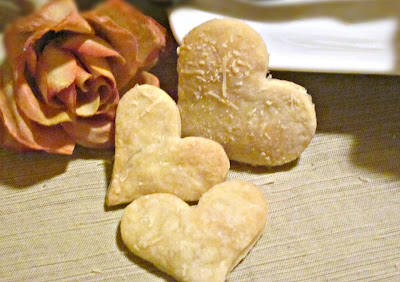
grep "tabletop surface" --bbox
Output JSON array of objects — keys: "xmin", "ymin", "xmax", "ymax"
[{"xmin": 1, "ymin": 1, "xmax": 400, "ymax": 281}]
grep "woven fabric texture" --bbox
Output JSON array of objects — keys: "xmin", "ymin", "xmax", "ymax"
[{"xmin": 1, "ymin": 71, "xmax": 399, "ymax": 282}]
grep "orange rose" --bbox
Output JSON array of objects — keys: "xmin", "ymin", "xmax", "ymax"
[{"xmin": 0, "ymin": 0, "xmax": 166, "ymax": 154}]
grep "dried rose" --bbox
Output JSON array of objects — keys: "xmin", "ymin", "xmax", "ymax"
[{"xmin": 0, "ymin": 0, "xmax": 166, "ymax": 154}]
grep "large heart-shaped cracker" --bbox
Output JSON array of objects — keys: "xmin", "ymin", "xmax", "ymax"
[
  {"xmin": 177, "ymin": 19, "xmax": 317, "ymax": 166},
  {"xmin": 106, "ymin": 85, "xmax": 230, "ymax": 206},
  {"xmin": 121, "ymin": 180, "xmax": 267, "ymax": 282}
]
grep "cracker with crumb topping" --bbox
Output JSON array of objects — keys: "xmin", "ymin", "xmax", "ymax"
[
  {"xmin": 177, "ymin": 19, "xmax": 317, "ymax": 166},
  {"xmin": 121, "ymin": 180, "xmax": 267, "ymax": 282},
  {"xmin": 106, "ymin": 84, "xmax": 230, "ymax": 206}
]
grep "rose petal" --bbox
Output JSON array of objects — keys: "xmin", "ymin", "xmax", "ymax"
[
  {"xmin": 4, "ymin": 0, "xmax": 79, "ymax": 63},
  {"xmin": 0, "ymin": 119, "xmax": 31, "ymax": 152},
  {"xmin": 14, "ymin": 66, "xmax": 73, "ymax": 126},
  {"xmin": 83, "ymin": 0, "xmax": 166, "ymax": 90},
  {"xmin": 0, "ymin": 62, "xmax": 75, "ymax": 154},
  {"xmin": 83, "ymin": 12, "xmax": 139, "ymax": 90},
  {"xmin": 79, "ymin": 55, "xmax": 119, "ymax": 111},
  {"xmin": 25, "ymin": 12, "xmax": 94, "ymax": 75},
  {"xmin": 136, "ymin": 71, "xmax": 160, "ymax": 87},
  {"xmin": 61, "ymin": 34, "xmax": 125, "ymax": 64},
  {"xmin": 36, "ymin": 44, "xmax": 77, "ymax": 101},
  {"xmin": 69, "ymin": 56, "xmax": 120, "ymax": 117},
  {"xmin": 76, "ymin": 94, "xmax": 100, "ymax": 117},
  {"xmin": 80, "ymin": 55, "xmax": 114, "ymax": 83},
  {"xmin": 5, "ymin": 0, "xmax": 93, "ymax": 75},
  {"xmin": 62, "ymin": 114, "xmax": 115, "ymax": 149},
  {"xmin": 94, "ymin": 79, "xmax": 112, "ymax": 104},
  {"xmin": 118, "ymin": 71, "xmax": 160, "ymax": 95},
  {"xmin": 52, "ymin": 9, "xmax": 93, "ymax": 34},
  {"xmin": 90, "ymin": 0, "xmax": 166, "ymax": 65},
  {"xmin": 16, "ymin": 0, "xmax": 81, "ymax": 32},
  {"xmin": 75, "ymin": 63, "xmax": 92, "ymax": 92},
  {"xmin": 57, "ymin": 84, "xmax": 76, "ymax": 115}
]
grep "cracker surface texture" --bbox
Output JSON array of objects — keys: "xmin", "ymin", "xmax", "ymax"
[
  {"xmin": 106, "ymin": 84, "xmax": 230, "ymax": 206},
  {"xmin": 177, "ymin": 18, "xmax": 317, "ymax": 166},
  {"xmin": 121, "ymin": 180, "xmax": 268, "ymax": 282}
]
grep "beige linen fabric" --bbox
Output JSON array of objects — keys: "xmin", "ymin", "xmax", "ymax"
[
  {"xmin": 1, "ymin": 1, "xmax": 400, "ymax": 281},
  {"xmin": 1, "ymin": 71, "xmax": 399, "ymax": 281}
]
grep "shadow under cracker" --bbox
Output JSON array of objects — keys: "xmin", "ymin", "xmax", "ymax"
[
  {"xmin": 230, "ymin": 158, "xmax": 299, "ymax": 175},
  {"xmin": 103, "ymin": 201, "xmax": 129, "ymax": 212}
]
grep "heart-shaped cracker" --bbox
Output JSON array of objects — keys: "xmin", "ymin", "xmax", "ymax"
[
  {"xmin": 121, "ymin": 180, "xmax": 267, "ymax": 282},
  {"xmin": 106, "ymin": 84, "xmax": 230, "ymax": 206},
  {"xmin": 177, "ymin": 19, "xmax": 317, "ymax": 166}
]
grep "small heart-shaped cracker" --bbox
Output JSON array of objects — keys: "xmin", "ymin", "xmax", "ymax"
[
  {"xmin": 106, "ymin": 85, "xmax": 230, "ymax": 206},
  {"xmin": 121, "ymin": 180, "xmax": 267, "ymax": 282},
  {"xmin": 177, "ymin": 19, "xmax": 317, "ymax": 166}
]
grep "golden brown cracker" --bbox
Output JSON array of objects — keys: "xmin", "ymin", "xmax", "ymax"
[
  {"xmin": 121, "ymin": 180, "xmax": 268, "ymax": 282},
  {"xmin": 106, "ymin": 84, "xmax": 230, "ymax": 206},
  {"xmin": 177, "ymin": 19, "xmax": 317, "ymax": 166}
]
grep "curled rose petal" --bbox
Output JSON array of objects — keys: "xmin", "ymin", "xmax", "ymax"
[
  {"xmin": 76, "ymin": 94, "xmax": 100, "ymax": 117},
  {"xmin": 89, "ymin": 0, "xmax": 166, "ymax": 65},
  {"xmin": 78, "ymin": 56, "xmax": 119, "ymax": 113},
  {"xmin": 4, "ymin": 0, "xmax": 79, "ymax": 62},
  {"xmin": 118, "ymin": 71, "xmax": 160, "ymax": 95},
  {"xmin": 4, "ymin": 0, "xmax": 95, "ymax": 127},
  {"xmin": 91, "ymin": 77, "xmax": 117, "ymax": 106},
  {"xmin": 5, "ymin": 0, "xmax": 93, "ymax": 75},
  {"xmin": 14, "ymin": 63, "xmax": 73, "ymax": 126},
  {"xmin": 61, "ymin": 114, "xmax": 115, "ymax": 149},
  {"xmin": 0, "ymin": 117, "xmax": 31, "ymax": 153},
  {"xmin": 135, "ymin": 71, "xmax": 160, "ymax": 88},
  {"xmin": 24, "ymin": 11, "xmax": 94, "ymax": 75},
  {"xmin": 74, "ymin": 64, "xmax": 92, "ymax": 92},
  {"xmin": 82, "ymin": 12, "xmax": 140, "ymax": 90},
  {"xmin": 0, "ymin": 62, "xmax": 75, "ymax": 154},
  {"xmin": 14, "ymin": 69, "xmax": 73, "ymax": 126},
  {"xmin": 83, "ymin": 0, "xmax": 166, "ymax": 90},
  {"xmin": 60, "ymin": 34, "xmax": 125, "ymax": 63},
  {"xmin": 80, "ymin": 55, "xmax": 115, "ymax": 83},
  {"xmin": 10, "ymin": 0, "xmax": 84, "ymax": 33},
  {"xmin": 36, "ymin": 44, "xmax": 77, "ymax": 102},
  {"xmin": 57, "ymin": 84, "xmax": 77, "ymax": 114}
]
